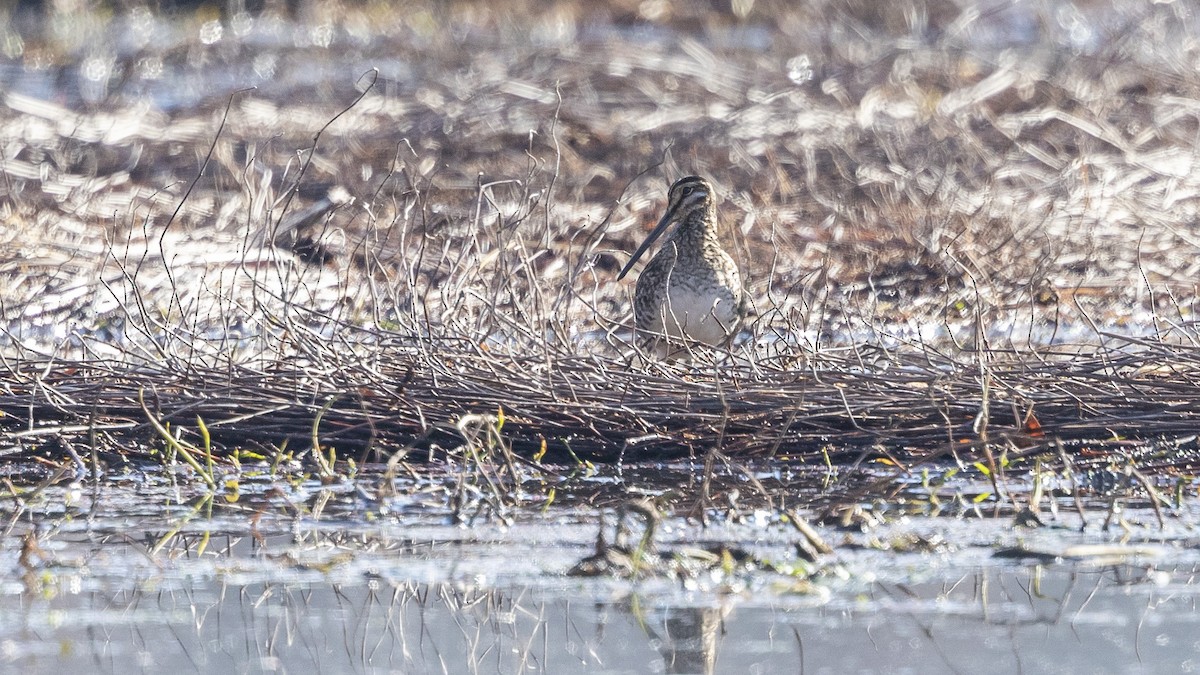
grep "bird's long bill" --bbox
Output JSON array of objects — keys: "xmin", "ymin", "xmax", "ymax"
[{"xmin": 617, "ymin": 202, "xmax": 678, "ymax": 280}]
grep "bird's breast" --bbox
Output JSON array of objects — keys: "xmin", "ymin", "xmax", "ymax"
[{"xmin": 636, "ymin": 252, "xmax": 742, "ymax": 345}]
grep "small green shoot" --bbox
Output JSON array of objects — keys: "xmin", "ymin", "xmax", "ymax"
[
  {"xmin": 310, "ymin": 398, "xmax": 337, "ymax": 480},
  {"xmin": 138, "ymin": 388, "xmax": 216, "ymax": 490},
  {"xmin": 196, "ymin": 415, "xmax": 214, "ymax": 480}
]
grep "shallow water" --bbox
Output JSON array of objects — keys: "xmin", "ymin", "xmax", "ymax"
[
  {"xmin": 8, "ymin": 565, "xmax": 1198, "ymax": 674},
  {"xmin": 2, "ymin": 465, "xmax": 1199, "ymax": 673}
]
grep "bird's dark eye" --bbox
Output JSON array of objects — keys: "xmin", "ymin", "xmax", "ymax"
[{"xmin": 681, "ymin": 186, "xmax": 694, "ymax": 197}]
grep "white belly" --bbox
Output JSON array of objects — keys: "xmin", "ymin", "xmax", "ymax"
[{"xmin": 644, "ymin": 277, "xmax": 741, "ymax": 347}]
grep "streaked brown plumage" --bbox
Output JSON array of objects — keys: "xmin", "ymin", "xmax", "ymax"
[{"xmin": 617, "ymin": 175, "xmax": 745, "ymax": 358}]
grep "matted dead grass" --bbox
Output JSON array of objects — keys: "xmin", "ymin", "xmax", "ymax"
[{"xmin": 2, "ymin": 0, "xmax": 1200, "ymax": 475}]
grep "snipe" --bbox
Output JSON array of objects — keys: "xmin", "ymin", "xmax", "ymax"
[{"xmin": 617, "ymin": 176, "xmax": 745, "ymax": 358}]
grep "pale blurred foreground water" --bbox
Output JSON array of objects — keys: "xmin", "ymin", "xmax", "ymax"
[{"xmin": 2, "ymin": 467, "xmax": 1199, "ymax": 674}]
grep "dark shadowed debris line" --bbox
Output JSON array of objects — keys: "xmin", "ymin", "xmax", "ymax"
[{"xmin": 2, "ymin": 334, "xmax": 1200, "ymax": 472}]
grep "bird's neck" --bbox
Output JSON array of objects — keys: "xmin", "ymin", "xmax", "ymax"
[{"xmin": 669, "ymin": 203, "xmax": 718, "ymax": 254}]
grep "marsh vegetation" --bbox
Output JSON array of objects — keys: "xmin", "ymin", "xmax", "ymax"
[{"xmin": 2, "ymin": 0, "xmax": 1200, "ymax": 671}]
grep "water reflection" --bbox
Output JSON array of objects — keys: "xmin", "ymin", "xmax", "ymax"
[
  {"xmin": 646, "ymin": 604, "xmax": 728, "ymax": 675},
  {"xmin": 3, "ymin": 561, "xmax": 1199, "ymax": 673}
]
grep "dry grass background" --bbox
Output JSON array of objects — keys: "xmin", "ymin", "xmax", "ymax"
[{"xmin": 2, "ymin": 0, "xmax": 1200, "ymax": 474}]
